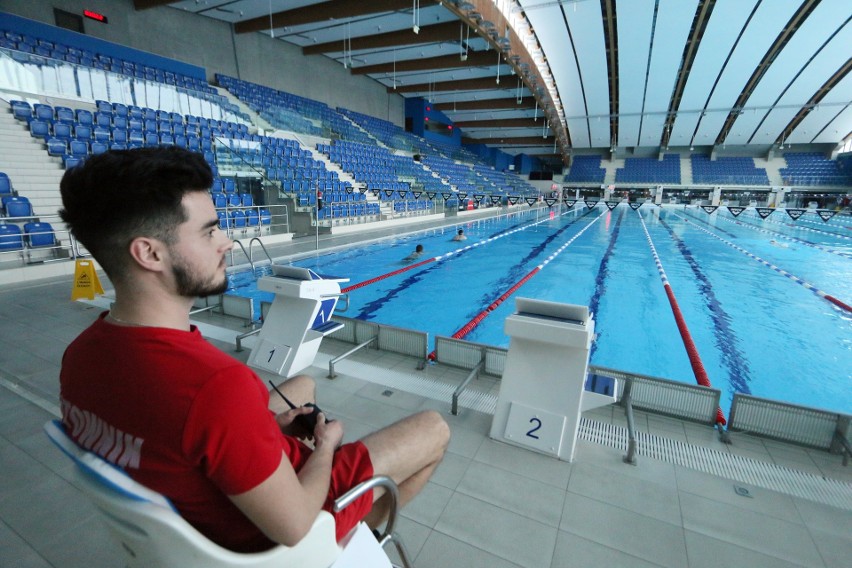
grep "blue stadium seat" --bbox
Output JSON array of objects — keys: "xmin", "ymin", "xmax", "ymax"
[
  {"xmin": 240, "ymin": 194, "xmax": 253, "ymax": 207},
  {"xmin": 46, "ymin": 137, "xmax": 67, "ymax": 157},
  {"xmin": 0, "ymin": 173, "xmax": 12, "ymax": 197},
  {"xmin": 211, "ymin": 192, "xmax": 226, "ymax": 208},
  {"xmin": 52, "ymin": 122, "xmax": 73, "ymax": 142},
  {"xmin": 2, "ymin": 196, "xmax": 33, "ymax": 217},
  {"xmin": 55, "ymin": 106, "xmax": 75, "ymax": 124},
  {"xmin": 63, "ymin": 156, "xmax": 83, "ymax": 170},
  {"xmin": 23, "ymin": 222, "xmax": 57, "ymax": 248},
  {"xmin": 69, "ymin": 139, "xmax": 89, "ymax": 159},
  {"xmin": 74, "ymin": 124, "xmax": 93, "ymax": 140},
  {"xmin": 229, "ymin": 210, "xmax": 246, "ymax": 228},
  {"xmin": 260, "ymin": 208, "xmax": 271, "ymax": 225},
  {"xmin": 75, "ymin": 109, "xmax": 93, "ymax": 126},
  {"xmin": 10, "ymin": 100, "xmax": 33, "ymax": 122},
  {"xmin": 33, "ymin": 104, "xmax": 54, "ymax": 123},
  {"xmin": 112, "ymin": 129, "xmax": 128, "ymax": 145},
  {"xmin": 29, "ymin": 120, "xmax": 50, "ymax": 141},
  {"xmin": 93, "ymin": 127, "xmax": 111, "ymax": 143},
  {"xmin": 91, "ymin": 141, "xmax": 108, "ymax": 155},
  {"xmin": 0, "ymin": 224, "xmax": 24, "ymax": 251},
  {"xmin": 245, "ymin": 209, "xmax": 259, "ymax": 227}
]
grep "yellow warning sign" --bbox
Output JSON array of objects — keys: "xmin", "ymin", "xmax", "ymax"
[{"xmin": 71, "ymin": 259, "xmax": 104, "ymax": 300}]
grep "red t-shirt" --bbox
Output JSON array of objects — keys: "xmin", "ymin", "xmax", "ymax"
[{"xmin": 59, "ymin": 313, "xmax": 326, "ymax": 552}]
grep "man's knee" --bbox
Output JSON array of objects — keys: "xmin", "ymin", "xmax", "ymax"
[{"xmin": 416, "ymin": 410, "xmax": 450, "ymax": 455}]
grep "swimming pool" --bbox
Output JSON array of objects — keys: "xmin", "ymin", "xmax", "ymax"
[{"xmin": 229, "ymin": 204, "xmax": 852, "ymax": 415}]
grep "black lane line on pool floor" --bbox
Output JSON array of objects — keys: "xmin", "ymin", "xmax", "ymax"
[
  {"xmin": 355, "ymin": 207, "xmax": 595, "ymax": 321},
  {"xmin": 656, "ymin": 214, "xmax": 752, "ymax": 396},
  {"xmin": 587, "ymin": 208, "xmax": 626, "ymax": 359},
  {"xmin": 457, "ymin": 208, "xmax": 602, "ymax": 326}
]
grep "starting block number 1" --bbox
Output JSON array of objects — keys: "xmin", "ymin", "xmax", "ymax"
[
  {"xmin": 250, "ymin": 339, "xmax": 292, "ymax": 374},
  {"xmin": 504, "ymin": 402, "xmax": 566, "ymax": 457}
]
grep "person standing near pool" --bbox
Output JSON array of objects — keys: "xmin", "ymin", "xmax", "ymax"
[{"xmin": 57, "ymin": 146, "xmax": 450, "ymax": 552}]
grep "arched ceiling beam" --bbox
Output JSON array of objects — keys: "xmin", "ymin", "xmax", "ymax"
[
  {"xmin": 388, "ymin": 76, "xmax": 514, "ymax": 93},
  {"xmin": 434, "ymin": 98, "xmax": 537, "ymax": 111},
  {"xmin": 661, "ymin": 0, "xmax": 715, "ymax": 149},
  {"xmin": 463, "ymin": 135, "xmax": 556, "ymax": 146},
  {"xmin": 776, "ymin": 58, "xmax": 852, "ymax": 145},
  {"xmin": 303, "ymin": 21, "xmax": 459, "ymax": 55},
  {"xmin": 455, "ymin": 118, "xmax": 546, "ymax": 128},
  {"xmin": 235, "ymin": 0, "xmax": 412, "ymax": 34},
  {"xmin": 133, "ymin": 0, "xmax": 174, "ymax": 9},
  {"xmin": 600, "ymin": 0, "xmax": 618, "ymax": 147},
  {"xmin": 715, "ymin": 0, "xmax": 819, "ymax": 146},
  {"xmin": 352, "ymin": 50, "xmax": 495, "ymax": 75}
]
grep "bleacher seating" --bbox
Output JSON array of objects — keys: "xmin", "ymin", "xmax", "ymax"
[
  {"xmin": 691, "ymin": 155, "xmax": 770, "ymax": 185},
  {"xmin": 616, "ymin": 154, "xmax": 681, "ymax": 184},
  {"xmin": 779, "ymin": 152, "xmax": 852, "ymax": 186},
  {"xmin": 566, "ymin": 155, "xmax": 606, "ymax": 183}
]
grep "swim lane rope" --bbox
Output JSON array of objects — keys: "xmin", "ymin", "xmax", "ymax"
[
  {"xmin": 427, "ymin": 206, "xmax": 608, "ymax": 359},
  {"xmin": 341, "ymin": 207, "xmax": 578, "ymax": 294},
  {"xmin": 637, "ymin": 210, "xmax": 727, "ymax": 426},
  {"xmin": 676, "ymin": 214, "xmax": 852, "ymax": 314}
]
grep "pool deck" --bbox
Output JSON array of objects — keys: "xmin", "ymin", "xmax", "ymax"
[{"xmin": 1, "ymin": 208, "xmax": 851, "ymax": 568}]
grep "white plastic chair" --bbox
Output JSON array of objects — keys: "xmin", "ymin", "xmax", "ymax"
[{"xmin": 44, "ymin": 420, "xmax": 411, "ymax": 568}]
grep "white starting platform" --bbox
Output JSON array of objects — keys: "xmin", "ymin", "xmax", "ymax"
[
  {"xmin": 247, "ymin": 265, "xmax": 348, "ymax": 378},
  {"xmin": 490, "ymin": 298, "xmax": 617, "ymax": 462}
]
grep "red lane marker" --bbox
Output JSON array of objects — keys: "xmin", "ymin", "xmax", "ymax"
[{"xmin": 341, "ymin": 257, "xmax": 435, "ymax": 293}]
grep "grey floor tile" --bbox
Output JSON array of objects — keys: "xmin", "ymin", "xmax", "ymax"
[
  {"xmin": 36, "ymin": 515, "xmax": 121, "ymax": 568},
  {"xmin": 680, "ymin": 491, "xmax": 824, "ymax": 567},
  {"xmin": 684, "ymin": 530, "xmax": 813, "ymax": 568},
  {"xmin": 792, "ymin": 497, "xmax": 852, "ymax": 539},
  {"xmin": 429, "ymin": 450, "xmax": 471, "ymax": 491},
  {"xmin": 567, "ymin": 461, "xmax": 682, "ymax": 526},
  {"xmin": 456, "ymin": 460, "xmax": 566, "ymax": 527},
  {"xmin": 401, "ymin": 481, "xmax": 453, "ymax": 528},
  {"xmin": 560, "ymin": 492, "xmax": 687, "ymax": 568},
  {"xmin": 415, "ymin": 530, "xmax": 524, "ymax": 568},
  {"xmin": 551, "ymin": 530, "xmax": 666, "ymax": 568},
  {"xmin": 474, "ymin": 438, "xmax": 573, "ymax": 490},
  {"xmin": 674, "ymin": 465, "xmax": 803, "ymax": 521},
  {"xmin": 435, "ymin": 492, "xmax": 558, "ymax": 568},
  {"xmin": 0, "ymin": 520, "xmax": 52, "ymax": 568},
  {"xmin": 808, "ymin": 527, "xmax": 852, "ymax": 568}
]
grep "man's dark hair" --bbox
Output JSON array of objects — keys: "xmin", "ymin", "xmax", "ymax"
[{"xmin": 59, "ymin": 147, "xmax": 213, "ymax": 280}]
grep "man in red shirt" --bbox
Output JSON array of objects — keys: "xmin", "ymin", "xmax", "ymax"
[{"xmin": 58, "ymin": 147, "xmax": 449, "ymax": 552}]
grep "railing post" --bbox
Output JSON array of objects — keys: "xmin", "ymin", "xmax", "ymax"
[{"xmin": 622, "ymin": 387, "xmax": 638, "ymax": 466}]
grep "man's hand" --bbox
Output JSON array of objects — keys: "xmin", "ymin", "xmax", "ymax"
[
  {"xmin": 313, "ymin": 413, "xmax": 343, "ymax": 452},
  {"xmin": 275, "ymin": 406, "xmax": 316, "ymax": 440}
]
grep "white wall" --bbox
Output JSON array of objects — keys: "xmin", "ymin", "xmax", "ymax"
[{"xmin": 0, "ymin": 0, "xmax": 405, "ymax": 125}]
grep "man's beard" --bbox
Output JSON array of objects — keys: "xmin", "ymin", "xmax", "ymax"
[{"xmin": 171, "ymin": 253, "xmax": 228, "ymax": 298}]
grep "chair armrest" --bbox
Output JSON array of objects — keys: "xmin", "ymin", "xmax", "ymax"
[{"xmin": 332, "ymin": 475, "xmax": 399, "ymax": 543}]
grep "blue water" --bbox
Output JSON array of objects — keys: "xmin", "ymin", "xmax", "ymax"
[{"xmin": 229, "ymin": 205, "xmax": 852, "ymax": 414}]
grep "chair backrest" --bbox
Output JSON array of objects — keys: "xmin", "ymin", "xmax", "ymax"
[
  {"xmin": 24, "ymin": 222, "xmax": 56, "ymax": 247},
  {"xmin": 43, "ymin": 420, "xmax": 342, "ymax": 568},
  {"xmin": 0, "ymin": 224, "xmax": 24, "ymax": 250},
  {"xmin": 0, "ymin": 172, "xmax": 13, "ymax": 196},
  {"xmin": 5, "ymin": 196, "xmax": 33, "ymax": 218}
]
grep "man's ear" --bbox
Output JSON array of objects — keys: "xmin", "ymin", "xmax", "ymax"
[{"xmin": 128, "ymin": 237, "xmax": 167, "ymax": 273}]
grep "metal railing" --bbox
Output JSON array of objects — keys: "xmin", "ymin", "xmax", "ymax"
[
  {"xmin": 330, "ymin": 315, "xmax": 428, "ymax": 362},
  {"xmin": 729, "ymin": 393, "xmax": 851, "ymax": 455}
]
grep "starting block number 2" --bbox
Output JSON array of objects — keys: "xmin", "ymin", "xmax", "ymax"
[{"xmin": 504, "ymin": 402, "xmax": 566, "ymax": 457}]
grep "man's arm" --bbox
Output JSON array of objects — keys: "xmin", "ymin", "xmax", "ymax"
[{"xmin": 228, "ymin": 414, "xmax": 343, "ymax": 546}]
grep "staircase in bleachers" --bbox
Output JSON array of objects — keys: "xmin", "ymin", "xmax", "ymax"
[
  {"xmin": 779, "ymin": 152, "xmax": 852, "ymax": 187},
  {"xmin": 691, "ymin": 155, "xmax": 770, "ymax": 185}
]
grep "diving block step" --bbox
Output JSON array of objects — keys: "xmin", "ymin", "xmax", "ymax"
[{"xmin": 582, "ymin": 373, "xmax": 618, "ymax": 412}]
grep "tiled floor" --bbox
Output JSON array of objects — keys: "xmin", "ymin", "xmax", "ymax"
[{"xmin": 1, "ymin": 228, "xmax": 851, "ymax": 567}]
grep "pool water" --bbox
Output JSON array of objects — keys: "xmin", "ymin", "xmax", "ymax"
[{"xmin": 229, "ymin": 204, "xmax": 852, "ymax": 414}]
